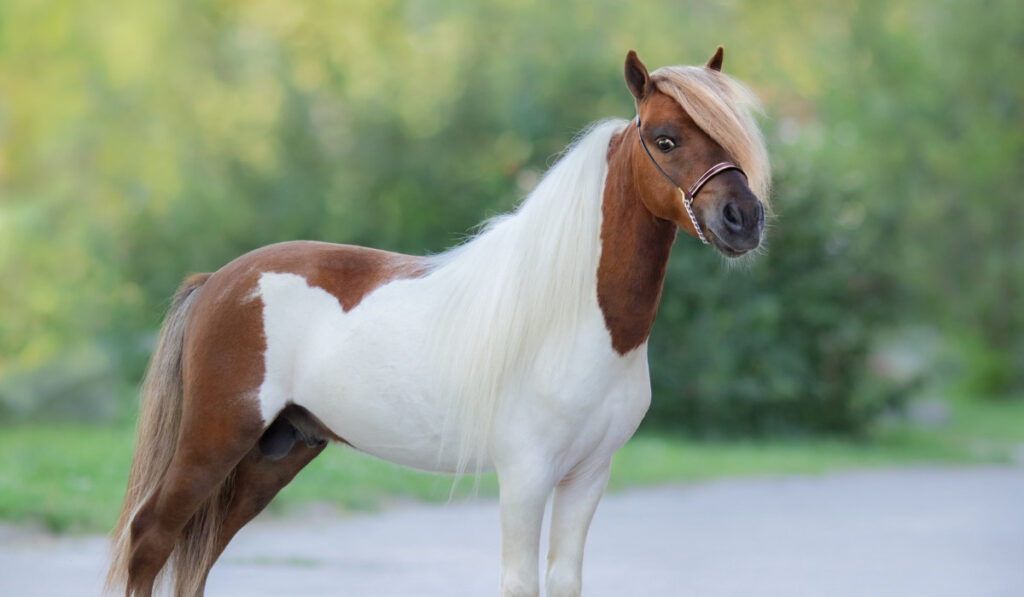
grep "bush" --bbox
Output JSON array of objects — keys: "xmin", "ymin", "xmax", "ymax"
[
  {"xmin": 2, "ymin": 0, "xmax": 1019, "ymax": 434},
  {"xmin": 645, "ymin": 160, "xmax": 901, "ymax": 436}
]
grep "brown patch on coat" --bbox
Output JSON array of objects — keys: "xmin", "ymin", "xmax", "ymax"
[
  {"xmin": 597, "ymin": 127, "xmax": 678, "ymax": 355},
  {"xmin": 598, "ymin": 63, "xmax": 752, "ymax": 354},
  {"xmin": 182, "ymin": 240, "xmax": 427, "ymax": 426},
  {"xmin": 120, "ymin": 242, "xmax": 425, "ymax": 595},
  {"xmin": 246, "ymin": 240, "xmax": 428, "ymax": 311},
  {"xmin": 177, "ymin": 241, "xmax": 427, "ymax": 452},
  {"xmin": 204, "ymin": 430, "xmax": 327, "ymax": 578},
  {"xmin": 173, "ymin": 241, "xmax": 425, "ymax": 583}
]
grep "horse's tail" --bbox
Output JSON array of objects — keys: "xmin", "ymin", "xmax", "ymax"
[{"xmin": 106, "ymin": 273, "xmax": 210, "ymax": 595}]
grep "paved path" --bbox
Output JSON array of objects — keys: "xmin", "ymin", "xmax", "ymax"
[{"xmin": 2, "ymin": 467, "xmax": 1022, "ymax": 596}]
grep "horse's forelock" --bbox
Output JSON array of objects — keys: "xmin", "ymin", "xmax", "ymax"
[{"xmin": 650, "ymin": 66, "xmax": 771, "ymax": 208}]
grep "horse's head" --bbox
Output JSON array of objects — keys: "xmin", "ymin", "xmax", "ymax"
[{"xmin": 624, "ymin": 48, "xmax": 770, "ymax": 257}]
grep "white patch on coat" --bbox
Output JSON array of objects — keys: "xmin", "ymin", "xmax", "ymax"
[{"xmin": 254, "ymin": 119, "xmax": 653, "ymax": 478}]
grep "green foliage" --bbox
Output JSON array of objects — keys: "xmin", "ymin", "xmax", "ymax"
[
  {"xmin": 5, "ymin": 412, "xmax": 1020, "ymax": 533},
  {"xmin": 648, "ymin": 169, "xmax": 898, "ymax": 435},
  {"xmin": 647, "ymin": 0, "xmax": 1024, "ymax": 433},
  {"xmin": 0, "ymin": 0, "xmax": 1020, "ymax": 433},
  {"xmin": 0, "ymin": 426, "xmax": 133, "ymax": 532}
]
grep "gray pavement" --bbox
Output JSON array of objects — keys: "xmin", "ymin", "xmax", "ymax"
[{"xmin": 1, "ymin": 466, "xmax": 1022, "ymax": 596}]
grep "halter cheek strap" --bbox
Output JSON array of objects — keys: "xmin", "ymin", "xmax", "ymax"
[{"xmin": 635, "ymin": 116, "xmax": 744, "ymax": 245}]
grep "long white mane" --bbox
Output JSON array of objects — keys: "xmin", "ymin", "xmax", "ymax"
[
  {"xmin": 423, "ymin": 62, "xmax": 770, "ymax": 475},
  {"xmin": 424, "ymin": 119, "xmax": 627, "ymax": 475}
]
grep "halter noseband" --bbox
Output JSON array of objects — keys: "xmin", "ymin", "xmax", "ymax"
[{"xmin": 635, "ymin": 116, "xmax": 744, "ymax": 245}]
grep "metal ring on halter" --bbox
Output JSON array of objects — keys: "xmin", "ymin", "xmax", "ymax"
[{"xmin": 634, "ymin": 116, "xmax": 745, "ymax": 245}]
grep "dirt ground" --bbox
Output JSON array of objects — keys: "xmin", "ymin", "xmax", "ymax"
[{"xmin": 2, "ymin": 466, "xmax": 1022, "ymax": 596}]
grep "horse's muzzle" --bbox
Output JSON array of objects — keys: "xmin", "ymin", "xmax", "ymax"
[{"xmin": 706, "ymin": 195, "xmax": 764, "ymax": 257}]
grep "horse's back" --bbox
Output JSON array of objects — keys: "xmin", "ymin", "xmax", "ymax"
[
  {"xmin": 231, "ymin": 241, "xmax": 425, "ymax": 308},
  {"xmin": 177, "ymin": 241, "xmax": 427, "ymax": 424}
]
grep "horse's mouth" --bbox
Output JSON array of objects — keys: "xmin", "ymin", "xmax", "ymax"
[{"xmin": 708, "ymin": 229, "xmax": 754, "ymax": 258}]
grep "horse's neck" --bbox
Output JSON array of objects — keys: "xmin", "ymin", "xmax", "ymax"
[{"xmin": 596, "ymin": 128, "xmax": 677, "ymax": 355}]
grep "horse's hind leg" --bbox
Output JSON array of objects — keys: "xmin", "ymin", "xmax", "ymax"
[
  {"xmin": 127, "ymin": 402, "xmax": 263, "ymax": 596},
  {"xmin": 198, "ymin": 428, "xmax": 327, "ymax": 586},
  {"xmin": 218, "ymin": 441, "xmax": 325, "ymax": 552}
]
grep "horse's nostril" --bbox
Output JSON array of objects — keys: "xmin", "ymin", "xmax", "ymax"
[{"xmin": 723, "ymin": 202, "xmax": 743, "ymax": 233}]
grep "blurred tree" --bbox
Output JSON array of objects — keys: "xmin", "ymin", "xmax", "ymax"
[{"xmin": 0, "ymin": 0, "xmax": 1019, "ymax": 429}]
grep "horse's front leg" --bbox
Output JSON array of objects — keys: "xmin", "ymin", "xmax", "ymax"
[
  {"xmin": 497, "ymin": 465, "xmax": 555, "ymax": 597},
  {"xmin": 545, "ymin": 462, "xmax": 612, "ymax": 597}
]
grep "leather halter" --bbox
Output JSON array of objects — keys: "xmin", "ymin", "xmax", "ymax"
[{"xmin": 635, "ymin": 116, "xmax": 744, "ymax": 244}]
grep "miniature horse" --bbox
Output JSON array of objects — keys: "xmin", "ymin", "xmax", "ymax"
[{"xmin": 107, "ymin": 48, "xmax": 770, "ymax": 597}]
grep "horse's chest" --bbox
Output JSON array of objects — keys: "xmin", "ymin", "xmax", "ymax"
[{"xmin": 488, "ymin": 333, "xmax": 652, "ymax": 473}]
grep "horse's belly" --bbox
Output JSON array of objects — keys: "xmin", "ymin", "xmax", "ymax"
[{"xmin": 297, "ymin": 359, "xmax": 476, "ymax": 473}]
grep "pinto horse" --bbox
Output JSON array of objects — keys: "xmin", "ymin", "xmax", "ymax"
[{"xmin": 107, "ymin": 48, "xmax": 770, "ymax": 597}]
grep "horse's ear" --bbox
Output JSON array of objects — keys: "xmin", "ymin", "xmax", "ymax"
[
  {"xmin": 624, "ymin": 50, "xmax": 651, "ymax": 103},
  {"xmin": 706, "ymin": 46, "xmax": 724, "ymax": 72}
]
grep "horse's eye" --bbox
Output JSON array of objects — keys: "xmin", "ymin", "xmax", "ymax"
[{"xmin": 656, "ymin": 137, "xmax": 676, "ymax": 152}]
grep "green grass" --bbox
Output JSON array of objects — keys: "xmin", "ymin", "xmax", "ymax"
[
  {"xmin": 0, "ymin": 425, "xmax": 134, "ymax": 533},
  {"xmin": 1, "ymin": 396, "xmax": 1022, "ymax": 534}
]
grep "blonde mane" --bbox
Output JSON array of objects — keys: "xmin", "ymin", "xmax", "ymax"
[{"xmin": 651, "ymin": 66, "xmax": 772, "ymax": 206}]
